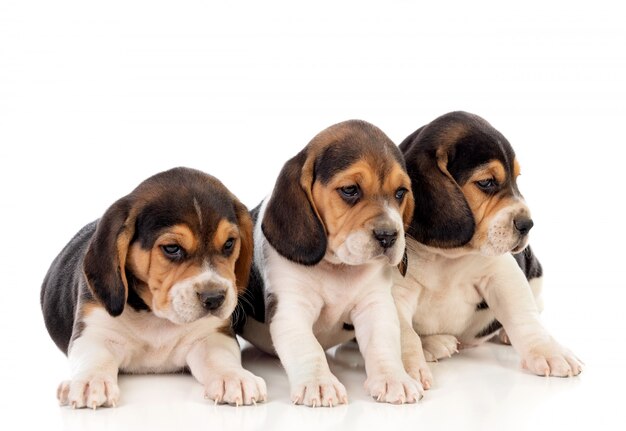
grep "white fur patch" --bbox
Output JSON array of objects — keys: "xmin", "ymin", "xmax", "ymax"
[
  {"xmin": 481, "ymin": 199, "xmax": 530, "ymax": 256},
  {"xmin": 153, "ymin": 266, "xmax": 235, "ymax": 324}
]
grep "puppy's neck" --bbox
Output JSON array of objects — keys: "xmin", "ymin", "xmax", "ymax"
[
  {"xmin": 406, "ymin": 237, "xmax": 479, "ymax": 261},
  {"xmin": 318, "ymin": 254, "xmax": 382, "ymax": 274}
]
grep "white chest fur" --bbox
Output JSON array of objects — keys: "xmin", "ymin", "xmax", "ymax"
[
  {"xmin": 264, "ymin": 242, "xmax": 392, "ymax": 349},
  {"xmin": 76, "ymin": 307, "xmax": 227, "ymax": 373},
  {"xmin": 393, "ymin": 240, "xmax": 506, "ymax": 341},
  {"xmin": 254, "ymin": 198, "xmax": 394, "ymax": 349}
]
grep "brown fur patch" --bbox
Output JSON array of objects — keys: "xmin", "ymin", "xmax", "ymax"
[
  {"xmin": 312, "ymin": 158, "xmax": 412, "ymax": 253},
  {"xmin": 212, "ymin": 219, "xmax": 238, "ymax": 253},
  {"xmin": 513, "ymin": 158, "xmax": 521, "ymax": 178},
  {"xmin": 437, "ymin": 121, "xmax": 471, "ymax": 147},
  {"xmin": 217, "ymin": 322, "xmax": 236, "ymax": 337},
  {"xmin": 460, "ymin": 162, "xmax": 519, "ymax": 248},
  {"xmin": 126, "ymin": 225, "xmax": 206, "ymax": 313},
  {"xmin": 381, "ymin": 164, "xmax": 414, "ymax": 226},
  {"xmin": 234, "ymin": 203, "xmax": 253, "ymax": 293}
]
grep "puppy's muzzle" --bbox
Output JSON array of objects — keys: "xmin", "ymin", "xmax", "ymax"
[
  {"xmin": 373, "ymin": 228, "xmax": 398, "ymax": 249},
  {"xmin": 514, "ymin": 217, "xmax": 534, "ymax": 236},
  {"xmin": 197, "ymin": 290, "xmax": 226, "ymax": 311}
]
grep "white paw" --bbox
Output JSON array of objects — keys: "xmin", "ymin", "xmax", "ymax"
[
  {"xmin": 204, "ymin": 369, "xmax": 267, "ymax": 406},
  {"xmin": 521, "ymin": 342, "xmax": 583, "ymax": 377},
  {"xmin": 291, "ymin": 373, "xmax": 348, "ymax": 407},
  {"xmin": 422, "ymin": 334, "xmax": 459, "ymax": 362},
  {"xmin": 404, "ymin": 361, "xmax": 433, "ymax": 390},
  {"xmin": 57, "ymin": 376, "xmax": 119, "ymax": 409},
  {"xmin": 404, "ymin": 358, "xmax": 434, "ymax": 390},
  {"xmin": 365, "ymin": 372, "xmax": 424, "ymax": 404}
]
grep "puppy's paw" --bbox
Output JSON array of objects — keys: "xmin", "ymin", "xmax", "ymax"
[
  {"xmin": 422, "ymin": 334, "xmax": 459, "ymax": 362},
  {"xmin": 521, "ymin": 343, "xmax": 583, "ymax": 377},
  {"xmin": 403, "ymin": 358, "xmax": 433, "ymax": 390},
  {"xmin": 204, "ymin": 369, "xmax": 267, "ymax": 406},
  {"xmin": 57, "ymin": 376, "xmax": 119, "ymax": 409},
  {"xmin": 365, "ymin": 372, "xmax": 424, "ymax": 404},
  {"xmin": 291, "ymin": 373, "xmax": 348, "ymax": 407}
]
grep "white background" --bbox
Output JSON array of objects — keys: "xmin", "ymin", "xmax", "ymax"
[{"xmin": 1, "ymin": 1, "xmax": 625, "ymax": 430}]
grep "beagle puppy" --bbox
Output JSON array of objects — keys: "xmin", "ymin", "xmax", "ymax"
[
  {"xmin": 393, "ymin": 111, "xmax": 582, "ymax": 379},
  {"xmin": 236, "ymin": 120, "xmax": 424, "ymax": 407},
  {"xmin": 41, "ymin": 167, "xmax": 266, "ymax": 408}
]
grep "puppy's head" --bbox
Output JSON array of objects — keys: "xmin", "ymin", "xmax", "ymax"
[
  {"xmin": 262, "ymin": 120, "xmax": 414, "ymax": 267},
  {"xmin": 83, "ymin": 167, "xmax": 253, "ymax": 324},
  {"xmin": 401, "ymin": 111, "xmax": 532, "ymax": 256}
]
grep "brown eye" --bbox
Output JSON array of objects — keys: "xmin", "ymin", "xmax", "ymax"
[
  {"xmin": 161, "ymin": 244, "xmax": 185, "ymax": 260},
  {"xmin": 476, "ymin": 178, "xmax": 497, "ymax": 191},
  {"xmin": 395, "ymin": 187, "xmax": 408, "ymax": 200},
  {"xmin": 223, "ymin": 238, "xmax": 235, "ymax": 256},
  {"xmin": 338, "ymin": 185, "xmax": 360, "ymax": 204}
]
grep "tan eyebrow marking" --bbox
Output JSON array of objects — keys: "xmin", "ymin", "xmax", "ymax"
[{"xmin": 468, "ymin": 160, "xmax": 506, "ymax": 184}]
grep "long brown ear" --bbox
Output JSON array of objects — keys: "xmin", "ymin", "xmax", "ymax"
[
  {"xmin": 262, "ymin": 149, "xmax": 327, "ymax": 265},
  {"xmin": 402, "ymin": 187, "xmax": 415, "ymax": 228},
  {"xmin": 83, "ymin": 197, "xmax": 136, "ymax": 316},
  {"xmin": 234, "ymin": 200, "xmax": 253, "ymax": 292},
  {"xmin": 401, "ymin": 128, "xmax": 475, "ymax": 248}
]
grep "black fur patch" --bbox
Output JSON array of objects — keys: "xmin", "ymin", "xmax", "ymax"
[
  {"xmin": 513, "ymin": 245, "xmax": 543, "ymax": 280},
  {"xmin": 126, "ymin": 274, "xmax": 151, "ymax": 312},
  {"xmin": 315, "ymin": 122, "xmax": 405, "ymax": 185},
  {"xmin": 41, "ymin": 222, "xmax": 97, "ymax": 354},
  {"xmin": 133, "ymin": 176, "xmax": 238, "ymax": 252},
  {"xmin": 262, "ymin": 150, "xmax": 328, "ymax": 266},
  {"xmin": 342, "ymin": 323, "xmax": 355, "ymax": 331},
  {"xmin": 476, "ymin": 319, "xmax": 503, "ymax": 338},
  {"xmin": 398, "ymin": 249, "xmax": 408, "ymax": 277},
  {"xmin": 476, "ymin": 299, "xmax": 489, "ymax": 310},
  {"xmin": 232, "ymin": 252, "xmax": 266, "ymax": 334}
]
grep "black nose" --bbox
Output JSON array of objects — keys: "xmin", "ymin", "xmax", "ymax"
[
  {"xmin": 373, "ymin": 229, "xmax": 398, "ymax": 249},
  {"xmin": 197, "ymin": 291, "xmax": 226, "ymax": 311},
  {"xmin": 514, "ymin": 218, "xmax": 534, "ymax": 235}
]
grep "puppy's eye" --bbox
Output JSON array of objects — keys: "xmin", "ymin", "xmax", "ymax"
[
  {"xmin": 223, "ymin": 238, "xmax": 235, "ymax": 256},
  {"xmin": 161, "ymin": 244, "xmax": 185, "ymax": 260},
  {"xmin": 395, "ymin": 187, "xmax": 408, "ymax": 201},
  {"xmin": 476, "ymin": 178, "xmax": 498, "ymax": 191},
  {"xmin": 338, "ymin": 185, "xmax": 360, "ymax": 203}
]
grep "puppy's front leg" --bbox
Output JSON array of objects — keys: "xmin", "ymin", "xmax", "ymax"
[
  {"xmin": 392, "ymin": 286, "xmax": 433, "ymax": 389},
  {"xmin": 352, "ymin": 292, "xmax": 424, "ymax": 404},
  {"xmin": 270, "ymin": 295, "xmax": 347, "ymax": 407},
  {"xmin": 58, "ymin": 335, "xmax": 121, "ymax": 409},
  {"xmin": 481, "ymin": 260, "xmax": 582, "ymax": 377},
  {"xmin": 187, "ymin": 332, "xmax": 267, "ymax": 406}
]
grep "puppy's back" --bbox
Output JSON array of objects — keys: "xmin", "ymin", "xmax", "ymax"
[{"xmin": 41, "ymin": 221, "xmax": 97, "ymax": 354}]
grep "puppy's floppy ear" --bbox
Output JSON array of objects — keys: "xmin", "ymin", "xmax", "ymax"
[
  {"xmin": 83, "ymin": 196, "xmax": 136, "ymax": 316},
  {"xmin": 262, "ymin": 149, "xmax": 327, "ymax": 265},
  {"xmin": 233, "ymin": 200, "xmax": 253, "ymax": 292},
  {"xmin": 402, "ymin": 129, "xmax": 475, "ymax": 248},
  {"xmin": 401, "ymin": 187, "xmax": 415, "ymax": 229}
]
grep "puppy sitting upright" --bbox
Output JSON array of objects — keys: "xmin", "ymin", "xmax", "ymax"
[
  {"xmin": 237, "ymin": 120, "xmax": 425, "ymax": 406},
  {"xmin": 393, "ymin": 111, "xmax": 582, "ymax": 379},
  {"xmin": 41, "ymin": 167, "xmax": 266, "ymax": 408}
]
